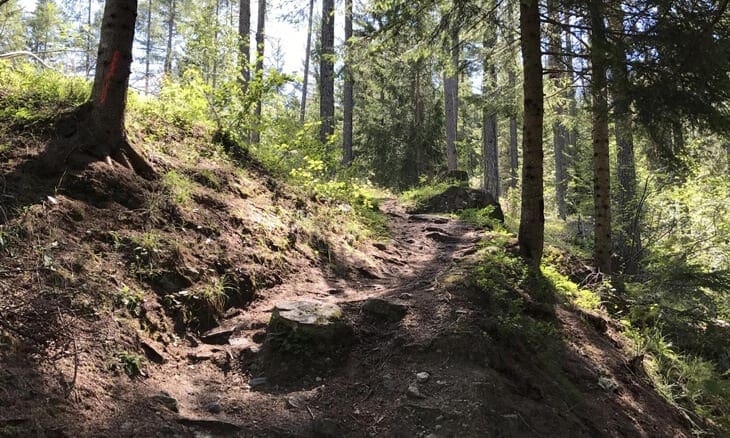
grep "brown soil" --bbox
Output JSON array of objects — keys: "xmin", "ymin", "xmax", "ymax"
[{"xmin": 0, "ymin": 130, "xmax": 695, "ymax": 437}]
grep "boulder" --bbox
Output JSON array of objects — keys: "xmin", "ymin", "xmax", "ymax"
[
  {"xmin": 409, "ymin": 186, "xmax": 504, "ymax": 222},
  {"xmin": 268, "ymin": 301, "xmax": 353, "ymax": 344},
  {"xmin": 262, "ymin": 301, "xmax": 354, "ymax": 382}
]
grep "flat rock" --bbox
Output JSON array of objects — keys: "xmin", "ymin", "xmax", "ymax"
[
  {"xmin": 176, "ymin": 417, "xmax": 241, "ymax": 432},
  {"xmin": 362, "ymin": 298, "xmax": 407, "ymax": 322},
  {"xmin": 426, "ymin": 232, "xmax": 462, "ymax": 244},
  {"xmin": 140, "ymin": 341, "xmax": 166, "ymax": 364},
  {"xmin": 150, "ymin": 392, "xmax": 179, "ymax": 413},
  {"xmin": 200, "ymin": 325, "xmax": 240, "ymax": 344}
]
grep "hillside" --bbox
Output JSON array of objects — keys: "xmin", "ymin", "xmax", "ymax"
[{"xmin": 0, "ymin": 100, "xmax": 704, "ymax": 436}]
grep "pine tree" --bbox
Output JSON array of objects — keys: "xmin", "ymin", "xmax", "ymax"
[
  {"xmin": 319, "ymin": 0, "xmax": 335, "ymax": 143},
  {"xmin": 517, "ymin": 0, "xmax": 544, "ymax": 267}
]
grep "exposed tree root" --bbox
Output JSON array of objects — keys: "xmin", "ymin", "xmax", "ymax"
[{"xmin": 42, "ymin": 103, "xmax": 155, "ymax": 179}]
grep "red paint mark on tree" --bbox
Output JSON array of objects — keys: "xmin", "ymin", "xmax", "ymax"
[{"xmin": 99, "ymin": 50, "xmax": 122, "ymax": 105}]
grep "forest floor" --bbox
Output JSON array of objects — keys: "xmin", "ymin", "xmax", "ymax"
[{"xmin": 0, "ymin": 124, "xmax": 697, "ymax": 437}]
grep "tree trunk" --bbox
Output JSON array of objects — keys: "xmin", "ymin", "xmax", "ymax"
[
  {"xmin": 299, "ymin": 0, "xmax": 314, "ymax": 124},
  {"xmin": 443, "ymin": 24, "xmax": 459, "ymax": 172},
  {"xmin": 589, "ymin": 0, "xmax": 612, "ymax": 274},
  {"xmin": 44, "ymin": 0, "xmax": 152, "ymax": 177},
  {"xmin": 251, "ymin": 0, "xmax": 265, "ymax": 145},
  {"xmin": 608, "ymin": 8, "xmax": 641, "ymax": 275},
  {"xmin": 86, "ymin": 0, "xmax": 92, "ymax": 78},
  {"xmin": 506, "ymin": 1, "xmax": 518, "ymax": 189},
  {"xmin": 342, "ymin": 0, "xmax": 354, "ymax": 166},
  {"xmin": 238, "ymin": 0, "xmax": 250, "ymax": 91},
  {"xmin": 482, "ymin": 23, "xmax": 499, "ymax": 198},
  {"xmin": 144, "ymin": 0, "xmax": 152, "ymax": 94},
  {"xmin": 164, "ymin": 0, "xmax": 176, "ymax": 75},
  {"xmin": 548, "ymin": 0, "xmax": 567, "ymax": 220},
  {"xmin": 319, "ymin": 0, "xmax": 335, "ymax": 143},
  {"xmin": 517, "ymin": 0, "xmax": 545, "ymax": 267}
]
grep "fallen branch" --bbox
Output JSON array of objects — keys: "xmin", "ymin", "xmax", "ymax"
[{"xmin": 0, "ymin": 51, "xmax": 56, "ymax": 70}]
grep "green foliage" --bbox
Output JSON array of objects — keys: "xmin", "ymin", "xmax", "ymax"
[
  {"xmin": 400, "ymin": 181, "xmax": 452, "ymax": 209},
  {"xmin": 625, "ymin": 325, "xmax": 730, "ymax": 432},
  {"xmin": 0, "ymin": 63, "xmax": 89, "ymax": 124},
  {"xmin": 115, "ymin": 284, "xmax": 143, "ymax": 317},
  {"xmin": 162, "ymin": 170, "xmax": 195, "ymax": 206},
  {"xmin": 112, "ymin": 352, "xmax": 145, "ymax": 378},
  {"xmin": 457, "ymin": 207, "xmax": 503, "ymax": 231},
  {"xmin": 540, "ymin": 265, "xmax": 601, "ymax": 311}
]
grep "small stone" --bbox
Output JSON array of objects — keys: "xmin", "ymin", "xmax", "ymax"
[
  {"xmin": 407, "ymin": 383, "xmax": 425, "ymax": 399},
  {"xmin": 362, "ymin": 298, "xmax": 407, "ymax": 322},
  {"xmin": 286, "ymin": 394, "xmax": 307, "ymax": 409},
  {"xmin": 150, "ymin": 391, "xmax": 179, "ymax": 413},
  {"xmin": 373, "ymin": 242, "xmax": 388, "ymax": 251},
  {"xmin": 250, "ymin": 377, "xmax": 267, "ymax": 387},
  {"xmin": 205, "ymin": 402, "xmax": 222, "ymax": 414},
  {"xmin": 200, "ymin": 325, "xmax": 239, "ymax": 344},
  {"xmin": 400, "ymin": 293, "xmax": 413, "ymax": 300},
  {"xmin": 416, "ymin": 372, "xmax": 430, "ymax": 383},
  {"xmin": 140, "ymin": 341, "xmax": 166, "ymax": 364}
]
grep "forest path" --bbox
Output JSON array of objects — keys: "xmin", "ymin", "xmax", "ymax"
[
  {"xmin": 134, "ymin": 198, "xmax": 690, "ymax": 437},
  {"xmin": 146, "ymin": 198, "xmax": 495, "ymax": 437}
]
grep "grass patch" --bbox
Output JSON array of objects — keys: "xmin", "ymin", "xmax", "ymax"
[
  {"xmin": 162, "ymin": 170, "xmax": 195, "ymax": 205},
  {"xmin": 400, "ymin": 182, "xmax": 452, "ymax": 210}
]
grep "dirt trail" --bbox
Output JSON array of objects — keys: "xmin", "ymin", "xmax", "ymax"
[
  {"xmin": 0, "ymin": 191, "xmax": 694, "ymax": 437},
  {"xmin": 118, "ymin": 200, "xmax": 690, "ymax": 437}
]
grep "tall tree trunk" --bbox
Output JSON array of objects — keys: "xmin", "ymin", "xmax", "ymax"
[
  {"xmin": 299, "ymin": 0, "xmax": 314, "ymax": 124},
  {"xmin": 506, "ymin": 1, "xmax": 518, "ymax": 189},
  {"xmin": 251, "ymin": 0, "xmax": 265, "ymax": 145},
  {"xmin": 86, "ymin": 0, "xmax": 92, "ymax": 78},
  {"xmin": 508, "ymin": 71, "xmax": 519, "ymax": 189},
  {"xmin": 238, "ymin": 0, "xmax": 250, "ymax": 91},
  {"xmin": 443, "ymin": 24, "xmax": 459, "ymax": 172},
  {"xmin": 517, "ymin": 0, "xmax": 545, "ymax": 267},
  {"xmin": 164, "ymin": 0, "xmax": 175, "ymax": 75},
  {"xmin": 548, "ymin": 1, "xmax": 568, "ymax": 220},
  {"xmin": 482, "ymin": 22, "xmax": 499, "ymax": 198},
  {"xmin": 319, "ymin": 0, "xmax": 335, "ymax": 143},
  {"xmin": 608, "ymin": 8, "xmax": 641, "ymax": 275},
  {"xmin": 44, "ymin": 0, "xmax": 152, "ymax": 176},
  {"xmin": 144, "ymin": 0, "xmax": 152, "ymax": 94},
  {"xmin": 342, "ymin": 0, "xmax": 354, "ymax": 166},
  {"xmin": 589, "ymin": 0, "xmax": 612, "ymax": 274},
  {"xmin": 211, "ymin": 0, "xmax": 220, "ymax": 88}
]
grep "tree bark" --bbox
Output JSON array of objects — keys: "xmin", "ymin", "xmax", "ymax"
[
  {"xmin": 589, "ymin": 0, "xmax": 612, "ymax": 274},
  {"xmin": 144, "ymin": 0, "xmax": 152, "ymax": 94},
  {"xmin": 342, "ymin": 0, "xmax": 354, "ymax": 166},
  {"xmin": 444, "ymin": 23, "xmax": 459, "ymax": 172},
  {"xmin": 238, "ymin": 0, "xmax": 250, "ymax": 91},
  {"xmin": 44, "ymin": 0, "xmax": 152, "ymax": 177},
  {"xmin": 251, "ymin": 0, "xmax": 265, "ymax": 145},
  {"xmin": 517, "ymin": 0, "xmax": 545, "ymax": 267},
  {"xmin": 319, "ymin": 0, "xmax": 335, "ymax": 143},
  {"xmin": 506, "ymin": 1, "xmax": 518, "ymax": 189},
  {"xmin": 608, "ymin": 8, "xmax": 641, "ymax": 275},
  {"xmin": 548, "ymin": 1, "xmax": 568, "ymax": 220},
  {"xmin": 164, "ymin": 0, "xmax": 176, "ymax": 76},
  {"xmin": 299, "ymin": 0, "xmax": 314, "ymax": 124},
  {"xmin": 482, "ymin": 20, "xmax": 499, "ymax": 198}
]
